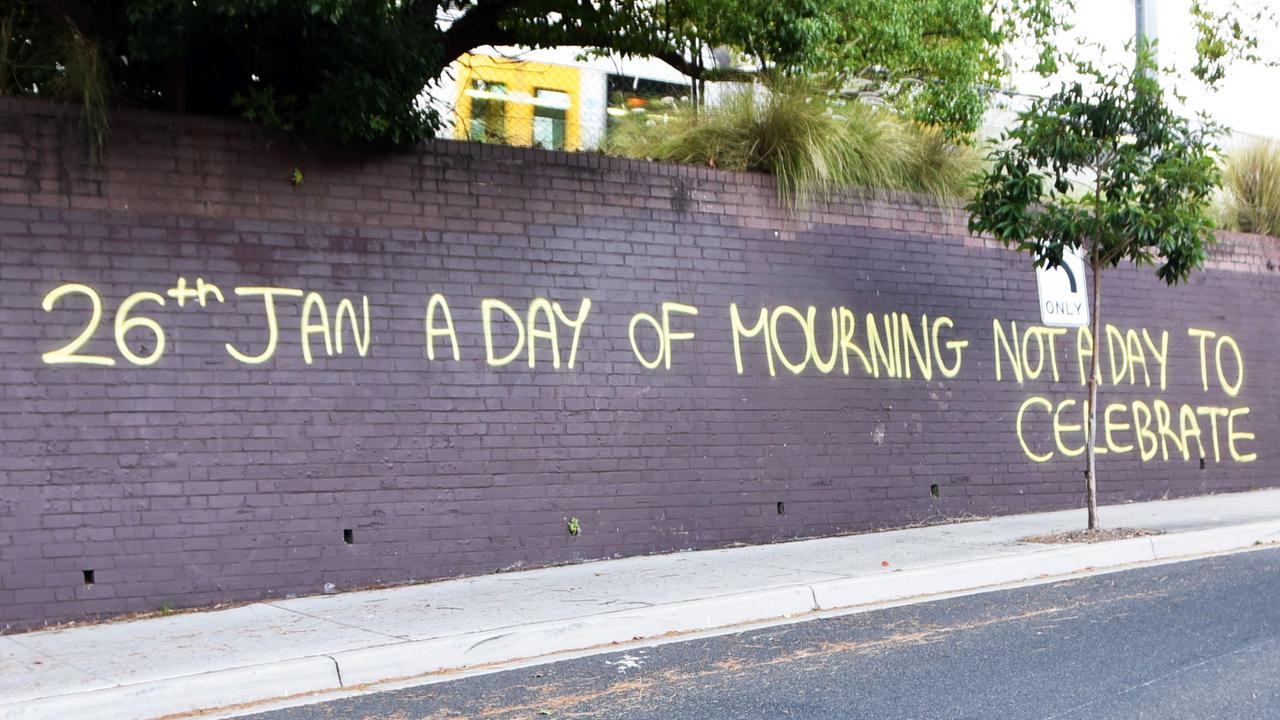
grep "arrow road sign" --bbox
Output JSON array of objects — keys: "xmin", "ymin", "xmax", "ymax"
[{"xmin": 1036, "ymin": 248, "xmax": 1090, "ymax": 328}]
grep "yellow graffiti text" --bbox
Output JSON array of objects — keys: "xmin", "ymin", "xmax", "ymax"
[
  {"xmin": 165, "ymin": 277, "xmax": 224, "ymax": 308},
  {"xmin": 424, "ymin": 293, "xmax": 460, "ymax": 361},
  {"xmin": 992, "ymin": 320, "xmax": 1066, "ymax": 383},
  {"xmin": 482, "ymin": 297, "xmax": 592, "ymax": 369},
  {"xmin": 629, "ymin": 301, "xmax": 698, "ymax": 370},
  {"xmin": 997, "ymin": 320, "xmax": 1168, "ymax": 388},
  {"xmin": 40, "ymin": 283, "xmax": 115, "ymax": 366},
  {"xmin": 1014, "ymin": 397, "xmax": 1256, "ymax": 465},
  {"xmin": 1188, "ymin": 328, "xmax": 1244, "ymax": 397},
  {"xmin": 224, "ymin": 287, "xmax": 304, "ymax": 364},
  {"xmin": 1072, "ymin": 326, "xmax": 1170, "ymax": 388},
  {"xmin": 731, "ymin": 305, "xmax": 967, "ymax": 379},
  {"xmin": 114, "ymin": 291, "xmax": 167, "ymax": 366}
]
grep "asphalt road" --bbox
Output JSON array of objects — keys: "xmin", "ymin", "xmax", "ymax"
[{"xmin": 246, "ymin": 547, "xmax": 1280, "ymax": 720}]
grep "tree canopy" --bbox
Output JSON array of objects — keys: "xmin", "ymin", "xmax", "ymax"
[
  {"xmin": 2, "ymin": 0, "xmax": 1068, "ymax": 146},
  {"xmin": 967, "ymin": 54, "xmax": 1221, "ymax": 285}
]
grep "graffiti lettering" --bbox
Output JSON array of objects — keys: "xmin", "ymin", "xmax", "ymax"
[
  {"xmin": 482, "ymin": 296, "xmax": 592, "ymax": 369},
  {"xmin": 34, "ymin": 280, "xmax": 1261, "ymax": 467},
  {"xmin": 992, "ymin": 320, "xmax": 1067, "ymax": 383},
  {"xmin": 628, "ymin": 301, "xmax": 697, "ymax": 370},
  {"xmin": 115, "ymin": 291, "xmax": 167, "ymax": 366},
  {"xmin": 1015, "ymin": 396, "xmax": 1256, "ymax": 465},
  {"xmin": 996, "ymin": 320, "xmax": 1169, "ymax": 388},
  {"xmin": 165, "ymin": 277, "xmax": 223, "ymax": 308},
  {"xmin": 298, "ymin": 293, "xmax": 371, "ymax": 365},
  {"xmin": 1188, "ymin": 328, "xmax": 1245, "ymax": 396},
  {"xmin": 42, "ymin": 280, "xmax": 375, "ymax": 366},
  {"xmin": 731, "ymin": 305, "xmax": 967, "ymax": 379},
  {"xmin": 425, "ymin": 293, "xmax": 460, "ymax": 361},
  {"xmin": 40, "ymin": 283, "xmax": 115, "ymax": 366},
  {"xmin": 1071, "ymin": 326, "xmax": 1171, "ymax": 388},
  {"xmin": 225, "ymin": 287, "xmax": 304, "ymax": 364}
]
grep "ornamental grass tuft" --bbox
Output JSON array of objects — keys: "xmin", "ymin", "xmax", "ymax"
[
  {"xmin": 1220, "ymin": 139, "xmax": 1280, "ymax": 238},
  {"xmin": 604, "ymin": 78, "xmax": 979, "ymax": 206}
]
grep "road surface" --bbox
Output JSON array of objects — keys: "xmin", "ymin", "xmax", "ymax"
[{"xmin": 246, "ymin": 547, "xmax": 1280, "ymax": 719}]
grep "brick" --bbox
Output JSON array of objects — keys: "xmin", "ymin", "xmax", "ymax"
[{"xmin": 0, "ymin": 99, "xmax": 1276, "ymax": 629}]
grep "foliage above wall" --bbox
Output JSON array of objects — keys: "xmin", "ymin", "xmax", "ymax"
[
  {"xmin": 604, "ymin": 79, "xmax": 980, "ymax": 205},
  {"xmin": 1219, "ymin": 139, "xmax": 1280, "ymax": 239},
  {"xmin": 1, "ymin": 0, "xmax": 1070, "ymax": 148},
  {"xmin": 6, "ymin": 0, "xmax": 1274, "ymax": 161}
]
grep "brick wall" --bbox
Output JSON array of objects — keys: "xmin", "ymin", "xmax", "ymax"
[{"xmin": 2, "ymin": 98, "xmax": 1278, "ymax": 629}]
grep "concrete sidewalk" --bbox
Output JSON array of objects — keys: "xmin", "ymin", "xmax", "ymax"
[{"xmin": 4, "ymin": 491, "xmax": 1280, "ymax": 720}]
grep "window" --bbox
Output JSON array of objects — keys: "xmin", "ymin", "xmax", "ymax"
[
  {"xmin": 468, "ymin": 80, "xmax": 508, "ymax": 142},
  {"xmin": 532, "ymin": 89, "xmax": 570, "ymax": 150}
]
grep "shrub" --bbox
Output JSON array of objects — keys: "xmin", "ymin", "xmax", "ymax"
[
  {"xmin": 46, "ymin": 23, "xmax": 110, "ymax": 161},
  {"xmin": 603, "ymin": 78, "xmax": 978, "ymax": 205},
  {"xmin": 1220, "ymin": 139, "xmax": 1280, "ymax": 237},
  {"xmin": 901, "ymin": 123, "xmax": 981, "ymax": 202},
  {"xmin": 2, "ymin": 6, "xmax": 110, "ymax": 161}
]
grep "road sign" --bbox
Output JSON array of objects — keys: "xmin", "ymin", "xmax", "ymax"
[{"xmin": 1035, "ymin": 248, "xmax": 1090, "ymax": 328}]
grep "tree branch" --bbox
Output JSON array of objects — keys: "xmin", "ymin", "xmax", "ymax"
[
  {"xmin": 441, "ymin": 0, "xmax": 521, "ymax": 62},
  {"xmin": 439, "ymin": 3, "xmax": 758, "ymax": 84},
  {"xmin": 653, "ymin": 50, "xmax": 758, "ymax": 82}
]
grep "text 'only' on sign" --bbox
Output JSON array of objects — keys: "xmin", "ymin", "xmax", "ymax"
[{"xmin": 1036, "ymin": 248, "xmax": 1090, "ymax": 328}]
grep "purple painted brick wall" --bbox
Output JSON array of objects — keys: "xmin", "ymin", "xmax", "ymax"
[{"xmin": 1, "ymin": 98, "xmax": 1278, "ymax": 629}]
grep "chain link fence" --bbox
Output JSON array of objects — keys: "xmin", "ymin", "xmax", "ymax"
[{"xmin": 425, "ymin": 52, "xmax": 694, "ymax": 153}]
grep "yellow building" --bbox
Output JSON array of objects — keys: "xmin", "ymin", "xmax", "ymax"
[{"xmin": 452, "ymin": 54, "xmax": 584, "ymax": 151}]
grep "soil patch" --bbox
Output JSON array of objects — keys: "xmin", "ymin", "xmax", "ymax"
[{"xmin": 1021, "ymin": 527, "xmax": 1165, "ymax": 544}]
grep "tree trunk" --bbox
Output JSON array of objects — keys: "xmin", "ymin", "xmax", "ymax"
[{"xmin": 1085, "ymin": 249, "xmax": 1102, "ymax": 530}]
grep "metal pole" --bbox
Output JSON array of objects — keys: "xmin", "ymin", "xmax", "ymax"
[{"xmin": 1136, "ymin": 0, "xmax": 1158, "ymax": 69}]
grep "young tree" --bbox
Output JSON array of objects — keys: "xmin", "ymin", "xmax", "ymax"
[{"xmin": 966, "ymin": 54, "xmax": 1221, "ymax": 530}]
